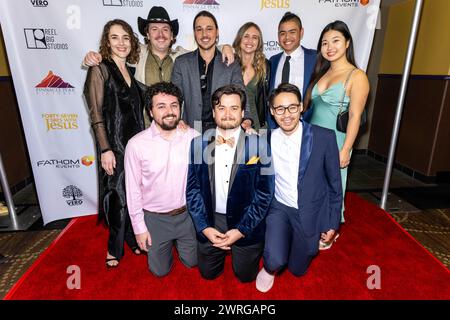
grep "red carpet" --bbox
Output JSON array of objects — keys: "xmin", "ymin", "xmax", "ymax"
[{"xmin": 4, "ymin": 193, "xmax": 449, "ymax": 300}]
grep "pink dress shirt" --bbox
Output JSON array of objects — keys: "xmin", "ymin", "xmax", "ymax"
[{"xmin": 124, "ymin": 122, "xmax": 199, "ymax": 235}]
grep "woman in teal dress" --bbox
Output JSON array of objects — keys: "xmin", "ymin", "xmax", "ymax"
[{"xmin": 304, "ymin": 20, "xmax": 369, "ymax": 249}]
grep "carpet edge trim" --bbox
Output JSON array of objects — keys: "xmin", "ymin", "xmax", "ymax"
[
  {"xmin": 382, "ymin": 211, "xmax": 450, "ymax": 272},
  {"xmin": 3, "ymin": 217, "xmax": 81, "ymax": 300},
  {"xmin": 350, "ymin": 193, "xmax": 450, "ymax": 273}
]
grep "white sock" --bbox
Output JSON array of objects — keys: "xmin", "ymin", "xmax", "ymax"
[{"xmin": 256, "ymin": 268, "xmax": 275, "ymax": 293}]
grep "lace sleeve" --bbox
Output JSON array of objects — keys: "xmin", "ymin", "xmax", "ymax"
[{"xmin": 83, "ymin": 65, "xmax": 111, "ymax": 152}]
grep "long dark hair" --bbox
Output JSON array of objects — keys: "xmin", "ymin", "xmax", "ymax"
[{"xmin": 304, "ymin": 20, "xmax": 357, "ymax": 109}]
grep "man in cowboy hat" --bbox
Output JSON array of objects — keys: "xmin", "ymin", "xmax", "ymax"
[
  {"xmin": 83, "ymin": 6, "xmax": 234, "ymax": 128},
  {"xmin": 134, "ymin": 6, "xmax": 183, "ymax": 87}
]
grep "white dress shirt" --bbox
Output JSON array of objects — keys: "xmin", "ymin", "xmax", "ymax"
[
  {"xmin": 275, "ymin": 46, "xmax": 305, "ymax": 92},
  {"xmin": 214, "ymin": 128, "xmax": 242, "ymax": 214},
  {"xmin": 271, "ymin": 123, "xmax": 302, "ymax": 209}
]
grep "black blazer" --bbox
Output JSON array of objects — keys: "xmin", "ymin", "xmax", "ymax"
[{"xmin": 255, "ymin": 59, "xmax": 271, "ymax": 128}]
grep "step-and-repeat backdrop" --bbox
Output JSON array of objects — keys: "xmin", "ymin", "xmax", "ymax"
[{"xmin": 0, "ymin": 0, "xmax": 380, "ymax": 224}]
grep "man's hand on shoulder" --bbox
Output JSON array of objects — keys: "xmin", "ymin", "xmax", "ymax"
[{"xmin": 83, "ymin": 51, "xmax": 102, "ymax": 67}]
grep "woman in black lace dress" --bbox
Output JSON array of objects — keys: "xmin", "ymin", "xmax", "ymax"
[{"xmin": 84, "ymin": 19, "xmax": 145, "ymax": 268}]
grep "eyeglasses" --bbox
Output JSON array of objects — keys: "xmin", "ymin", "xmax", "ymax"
[{"xmin": 271, "ymin": 104, "xmax": 301, "ymax": 115}]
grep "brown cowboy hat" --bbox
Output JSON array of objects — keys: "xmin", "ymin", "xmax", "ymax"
[{"xmin": 137, "ymin": 6, "xmax": 179, "ymax": 38}]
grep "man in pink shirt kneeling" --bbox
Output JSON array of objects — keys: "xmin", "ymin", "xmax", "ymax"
[{"xmin": 125, "ymin": 82, "xmax": 199, "ymax": 277}]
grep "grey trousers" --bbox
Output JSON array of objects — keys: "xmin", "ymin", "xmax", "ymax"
[{"xmin": 143, "ymin": 209, "xmax": 197, "ymax": 277}]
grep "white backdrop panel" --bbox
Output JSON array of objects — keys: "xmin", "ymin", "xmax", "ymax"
[{"xmin": 0, "ymin": 0, "xmax": 379, "ymax": 224}]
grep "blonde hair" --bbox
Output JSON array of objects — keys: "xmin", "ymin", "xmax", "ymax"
[{"xmin": 232, "ymin": 22, "xmax": 266, "ymax": 84}]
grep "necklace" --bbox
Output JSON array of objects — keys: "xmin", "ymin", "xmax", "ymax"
[{"xmin": 149, "ymin": 51, "xmax": 169, "ymax": 82}]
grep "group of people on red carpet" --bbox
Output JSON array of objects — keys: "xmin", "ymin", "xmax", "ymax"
[{"xmin": 83, "ymin": 6, "xmax": 369, "ymax": 293}]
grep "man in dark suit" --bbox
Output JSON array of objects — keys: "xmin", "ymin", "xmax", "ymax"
[
  {"xmin": 186, "ymin": 84, "xmax": 274, "ymax": 283},
  {"xmin": 256, "ymin": 83, "xmax": 342, "ymax": 293},
  {"xmin": 171, "ymin": 11, "xmax": 252, "ymax": 133},
  {"xmin": 267, "ymin": 12, "xmax": 317, "ymax": 129}
]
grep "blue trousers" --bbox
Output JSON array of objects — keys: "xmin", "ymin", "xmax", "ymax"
[{"xmin": 263, "ymin": 199, "xmax": 315, "ymax": 276}]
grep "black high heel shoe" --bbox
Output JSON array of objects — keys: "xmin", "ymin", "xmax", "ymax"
[{"xmin": 105, "ymin": 257, "xmax": 119, "ymax": 269}]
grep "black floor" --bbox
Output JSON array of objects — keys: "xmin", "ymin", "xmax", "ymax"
[{"xmin": 390, "ymin": 185, "xmax": 450, "ymax": 209}]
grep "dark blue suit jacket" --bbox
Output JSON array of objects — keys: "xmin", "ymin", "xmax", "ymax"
[
  {"xmin": 268, "ymin": 46, "xmax": 317, "ymax": 129},
  {"xmin": 269, "ymin": 121, "xmax": 342, "ymax": 253},
  {"xmin": 186, "ymin": 130, "xmax": 275, "ymax": 246}
]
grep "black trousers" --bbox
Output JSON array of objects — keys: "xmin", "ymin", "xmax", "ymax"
[
  {"xmin": 99, "ymin": 154, "xmax": 138, "ymax": 260},
  {"xmin": 198, "ymin": 213, "xmax": 263, "ymax": 283},
  {"xmin": 106, "ymin": 191, "xmax": 138, "ymax": 259}
]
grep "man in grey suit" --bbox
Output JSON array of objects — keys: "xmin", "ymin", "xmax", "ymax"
[{"xmin": 171, "ymin": 10, "xmax": 252, "ymax": 133}]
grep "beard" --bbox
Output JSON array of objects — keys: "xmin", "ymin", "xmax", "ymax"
[
  {"xmin": 216, "ymin": 117, "xmax": 240, "ymax": 130},
  {"xmin": 156, "ymin": 114, "xmax": 180, "ymax": 131}
]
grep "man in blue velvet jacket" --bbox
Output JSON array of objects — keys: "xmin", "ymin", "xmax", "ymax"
[
  {"xmin": 186, "ymin": 84, "xmax": 275, "ymax": 283},
  {"xmin": 267, "ymin": 12, "xmax": 317, "ymax": 129},
  {"xmin": 256, "ymin": 83, "xmax": 342, "ymax": 293}
]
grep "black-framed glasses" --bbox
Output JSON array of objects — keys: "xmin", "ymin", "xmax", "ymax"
[{"xmin": 272, "ymin": 104, "xmax": 301, "ymax": 115}]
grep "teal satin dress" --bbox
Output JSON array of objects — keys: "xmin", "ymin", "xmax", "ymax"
[{"xmin": 309, "ymin": 82, "xmax": 350, "ymax": 222}]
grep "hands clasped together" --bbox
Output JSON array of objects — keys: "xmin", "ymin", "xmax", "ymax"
[{"xmin": 202, "ymin": 227, "xmax": 244, "ymax": 250}]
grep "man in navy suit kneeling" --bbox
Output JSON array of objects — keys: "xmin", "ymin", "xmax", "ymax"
[
  {"xmin": 256, "ymin": 83, "xmax": 343, "ymax": 292},
  {"xmin": 186, "ymin": 84, "xmax": 275, "ymax": 283}
]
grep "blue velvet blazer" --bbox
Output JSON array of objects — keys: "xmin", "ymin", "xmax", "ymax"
[{"xmin": 186, "ymin": 130, "xmax": 275, "ymax": 246}]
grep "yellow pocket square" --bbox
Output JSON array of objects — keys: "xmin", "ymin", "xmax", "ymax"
[{"xmin": 246, "ymin": 156, "xmax": 260, "ymax": 165}]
